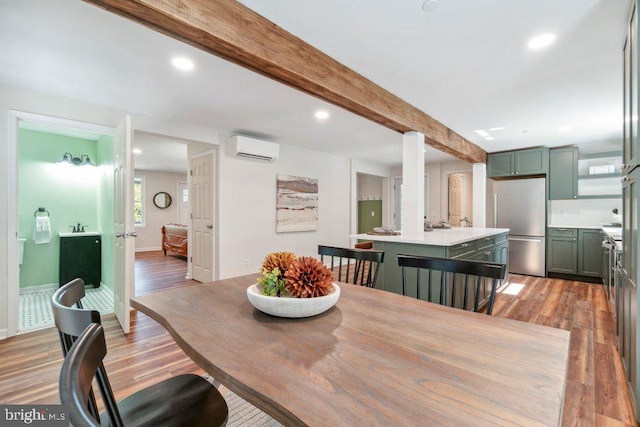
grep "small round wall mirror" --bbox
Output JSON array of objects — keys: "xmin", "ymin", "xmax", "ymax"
[{"xmin": 153, "ymin": 192, "xmax": 172, "ymax": 209}]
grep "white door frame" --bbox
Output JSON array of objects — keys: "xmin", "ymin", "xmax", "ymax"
[
  {"xmin": 188, "ymin": 149, "xmax": 217, "ymax": 282},
  {"xmin": 5, "ymin": 110, "xmax": 113, "ymax": 338}
]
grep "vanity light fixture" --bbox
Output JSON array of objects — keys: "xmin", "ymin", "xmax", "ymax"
[
  {"xmin": 59, "ymin": 152, "xmax": 95, "ymax": 167},
  {"xmin": 315, "ymin": 110, "xmax": 330, "ymax": 121},
  {"xmin": 171, "ymin": 56, "xmax": 195, "ymax": 71},
  {"xmin": 527, "ymin": 33, "xmax": 556, "ymax": 50}
]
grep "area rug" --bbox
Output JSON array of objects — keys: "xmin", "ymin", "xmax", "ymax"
[{"xmin": 203, "ymin": 374, "xmax": 283, "ymax": 427}]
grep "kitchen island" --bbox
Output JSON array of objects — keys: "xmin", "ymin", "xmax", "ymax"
[{"xmin": 350, "ymin": 228, "xmax": 510, "ymax": 308}]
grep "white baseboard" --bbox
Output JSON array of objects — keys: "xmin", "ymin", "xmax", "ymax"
[
  {"xmin": 136, "ymin": 246, "xmax": 162, "ymax": 253},
  {"xmin": 19, "ymin": 283, "xmax": 57, "ymax": 294},
  {"xmin": 0, "ymin": 329, "xmax": 7, "ymax": 340}
]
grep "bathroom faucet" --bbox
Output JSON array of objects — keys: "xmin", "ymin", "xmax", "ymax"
[{"xmin": 69, "ymin": 223, "xmax": 88, "ymax": 233}]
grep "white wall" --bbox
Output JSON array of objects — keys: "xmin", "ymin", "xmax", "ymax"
[
  {"xmin": 217, "ymin": 141, "xmax": 351, "ymax": 278},
  {"xmin": 357, "ymin": 174, "xmax": 383, "ymax": 200},
  {"xmin": 134, "ymin": 170, "xmax": 188, "ymax": 251}
]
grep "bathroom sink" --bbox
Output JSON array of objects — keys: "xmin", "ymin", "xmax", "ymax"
[{"xmin": 59, "ymin": 232, "xmax": 101, "ymax": 237}]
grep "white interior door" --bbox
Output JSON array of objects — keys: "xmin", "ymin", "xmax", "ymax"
[
  {"xmin": 449, "ymin": 174, "xmax": 462, "ymax": 226},
  {"xmin": 191, "ymin": 152, "xmax": 215, "ymax": 282},
  {"xmin": 113, "ymin": 116, "xmax": 134, "ymax": 333}
]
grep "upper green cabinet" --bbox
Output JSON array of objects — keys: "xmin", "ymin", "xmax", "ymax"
[
  {"xmin": 487, "ymin": 147, "xmax": 549, "ymax": 178},
  {"xmin": 549, "ymin": 146, "xmax": 622, "ymax": 200},
  {"xmin": 549, "ymin": 147, "xmax": 578, "ymax": 200}
]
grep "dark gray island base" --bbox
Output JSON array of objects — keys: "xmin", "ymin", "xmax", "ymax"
[{"xmin": 351, "ymin": 229, "xmax": 510, "ymax": 311}]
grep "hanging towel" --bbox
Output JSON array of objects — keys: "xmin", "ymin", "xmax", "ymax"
[{"xmin": 33, "ymin": 216, "xmax": 52, "ymax": 244}]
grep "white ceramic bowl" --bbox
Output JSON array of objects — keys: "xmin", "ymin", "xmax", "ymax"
[{"xmin": 246, "ymin": 283, "xmax": 340, "ymax": 318}]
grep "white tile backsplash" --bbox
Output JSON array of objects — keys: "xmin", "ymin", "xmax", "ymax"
[{"xmin": 549, "ymin": 199, "xmax": 622, "ymax": 227}]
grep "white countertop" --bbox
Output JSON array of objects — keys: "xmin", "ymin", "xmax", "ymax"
[
  {"xmin": 59, "ymin": 232, "xmax": 101, "ymax": 237},
  {"xmin": 350, "ymin": 227, "xmax": 510, "ymax": 247},
  {"xmin": 548, "ymin": 224, "xmax": 603, "ymax": 229}
]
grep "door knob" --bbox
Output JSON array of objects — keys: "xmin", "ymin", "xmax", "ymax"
[{"xmin": 206, "ymin": 224, "xmax": 213, "ymax": 229}]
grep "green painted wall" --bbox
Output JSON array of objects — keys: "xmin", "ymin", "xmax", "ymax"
[
  {"xmin": 358, "ymin": 200, "xmax": 382, "ymax": 233},
  {"xmin": 19, "ymin": 129, "xmax": 99, "ymax": 288},
  {"xmin": 97, "ymin": 135, "xmax": 115, "ymax": 291}
]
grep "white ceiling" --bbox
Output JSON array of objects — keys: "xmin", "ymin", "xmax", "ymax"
[{"xmin": 0, "ymin": 0, "xmax": 631, "ymax": 170}]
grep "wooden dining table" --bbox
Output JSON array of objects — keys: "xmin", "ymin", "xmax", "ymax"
[{"xmin": 130, "ymin": 274, "xmax": 570, "ymax": 426}]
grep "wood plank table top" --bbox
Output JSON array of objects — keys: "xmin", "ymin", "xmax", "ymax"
[{"xmin": 131, "ymin": 274, "xmax": 570, "ymax": 426}]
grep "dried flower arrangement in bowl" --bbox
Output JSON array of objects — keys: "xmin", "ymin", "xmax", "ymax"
[{"xmin": 246, "ymin": 251, "xmax": 340, "ymax": 318}]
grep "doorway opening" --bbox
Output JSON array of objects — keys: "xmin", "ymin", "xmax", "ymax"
[
  {"xmin": 447, "ymin": 172, "xmax": 473, "ymax": 226},
  {"xmin": 10, "ymin": 114, "xmax": 116, "ymax": 335},
  {"xmin": 392, "ymin": 175, "xmax": 429, "ymax": 231}
]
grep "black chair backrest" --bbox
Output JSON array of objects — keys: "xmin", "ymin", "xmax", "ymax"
[
  {"xmin": 318, "ymin": 245, "xmax": 384, "ymax": 288},
  {"xmin": 51, "ymin": 279, "xmax": 101, "ymax": 352},
  {"xmin": 59, "ymin": 323, "xmax": 109, "ymax": 427},
  {"xmin": 51, "ymin": 279, "xmax": 121, "ymax": 425},
  {"xmin": 397, "ymin": 254, "xmax": 506, "ymax": 315}
]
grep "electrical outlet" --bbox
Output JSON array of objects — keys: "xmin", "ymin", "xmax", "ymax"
[
  {"xmin": 243, "ymin": 258, "xmax": 249, "ymax": 268},
  {"xmin": 371, "ymin": 211, "xmax": 375, "ymax": 217}
]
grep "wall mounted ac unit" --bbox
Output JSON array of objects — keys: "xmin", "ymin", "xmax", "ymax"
[{"xmin": 230, "ymin": 135, "xmax": 279, "ymax": 161}]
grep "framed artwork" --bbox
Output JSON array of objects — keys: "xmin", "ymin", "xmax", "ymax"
[{"xmin": 276, "ymin": 174, "xmax": 318, "ymax": 232}]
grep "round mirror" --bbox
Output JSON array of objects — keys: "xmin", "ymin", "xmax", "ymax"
[{"xmin": 153, "ymin": 192, "xmax": 172, "ymax": 209}]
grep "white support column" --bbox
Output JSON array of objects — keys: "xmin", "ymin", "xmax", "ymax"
[
  {"xmin": 472, "ymin": 163, "xmax": 487, "ymax": 228},
  {"xmin": 402, "ymin": 131, "xmax": 425, "ymax": 235}
]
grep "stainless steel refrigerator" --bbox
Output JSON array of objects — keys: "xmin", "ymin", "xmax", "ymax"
[{"xmin": 493, "ymin": 177, "xmax": 546, "ymax": 277}]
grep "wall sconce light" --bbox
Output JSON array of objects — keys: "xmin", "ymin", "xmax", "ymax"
[{"xmin": 59, "ymin": 152, "xmax": 95, "ymax": 167}]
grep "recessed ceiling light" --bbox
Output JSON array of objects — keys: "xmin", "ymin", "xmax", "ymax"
[
  {"xmin": 474, "ymin": 129, "xmax": 490, "ymax": 137},
  {"xmin": 171, "ymin": 56, "xmax": 194, "ymax": 71},
  {"xmin": 489, "ymin": 127, "xmax": 505, "ymax": 131},
  {"xmin": 422, "ymin": 0, "xmax": 439, "ymax": 11},
  {"xmin": 132, "ymin": 148, "xmax": 142, "ymax": 154},
  {"xmin": 315, "ymin": 110, "xmax": 330, "ymax": 121},
  {"xmin": 527, "ymin": 33, "xmax": 556, "ymax": 50},
  {"xmin": 558, "ymin": 126, "xmax": 572, "ymax": 132}
]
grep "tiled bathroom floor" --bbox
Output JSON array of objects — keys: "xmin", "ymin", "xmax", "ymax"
[{"xmin": 19, "ymin": 286, "xmax": 114, "ymax": 333}]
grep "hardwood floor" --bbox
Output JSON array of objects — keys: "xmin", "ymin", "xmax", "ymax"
[{"xmin": 0, "ymin": 254, "xmax": 636, "ymax": 426}]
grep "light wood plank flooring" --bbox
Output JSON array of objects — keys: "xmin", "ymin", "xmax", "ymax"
[{"xmin": 0, "ymin": 252, "xmax": 636, "ymax": 426}]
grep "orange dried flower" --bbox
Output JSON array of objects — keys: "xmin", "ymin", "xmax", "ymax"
[
  {"xmin": 262, "ymin": 252, "xmax": 297, "ymax": 279},
  {"xmin": 284, "ymin": 256, "xmax": 334, "ymax": 298}
]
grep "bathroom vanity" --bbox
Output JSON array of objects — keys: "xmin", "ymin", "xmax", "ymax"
[{"xmin": 59, "ymin": 232, "xmax": 101, "ymax": 288}]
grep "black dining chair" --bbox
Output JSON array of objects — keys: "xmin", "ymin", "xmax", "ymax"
[
  {"xmin": 318, "ymin": 245, "xmax": 384, "ymax": 288},
  {"xmin": 52, "ymin": 279, "xmax": 229, "ymax": 426},
  {"xmin": 59, "ymin": 323, "xmax": 229, "ymax": 427},
  {"xmin": 397, "ymin": 254, "xmax": 506, "ymax": 315}
]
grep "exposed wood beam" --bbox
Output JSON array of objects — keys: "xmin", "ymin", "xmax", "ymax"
[{"xmin": 84, "ymin": 0, "xmax": 487, "ymax": 164}]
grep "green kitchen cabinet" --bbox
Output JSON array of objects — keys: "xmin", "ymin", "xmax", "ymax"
[
  {"xmin": 549, "ymin": 147, "xmax": 578, "ymax": 200},
  {"xmin": 488, "ymin": 148, "xmax": 549, "ymax": 178},
  {"xmin": 577, "ymin": 229, "xmax": 603, "ymax": 277},
  {"xmin": 59, "ymin": 235, "xmax": 102, "ymax": 288},
  {"xmin": 487, "ymin": 152, "xmax": 514, "ymax": 177},
  {"xmin": 547, "ymin": 228, "xmax": 578, "ymax": 274}
]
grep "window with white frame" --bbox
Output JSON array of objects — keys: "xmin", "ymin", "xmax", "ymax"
[{"xmin": 134, "ymin": 177, "xmax": 144, "ymax": 226}]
